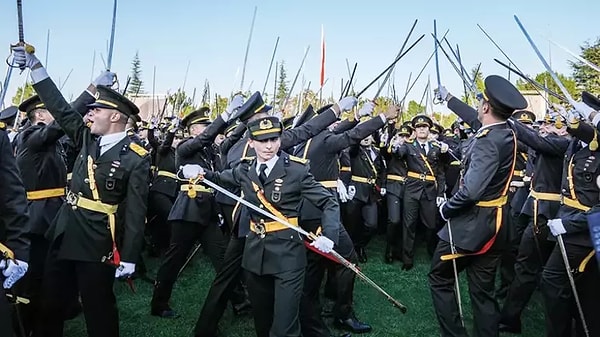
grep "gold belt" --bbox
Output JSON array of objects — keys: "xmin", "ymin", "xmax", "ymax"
[
  {"xmin": 250, "ymin": 217, "xmax": 299, "ymax": 234},
  {"xmin": 157, "ymin": 170, "xmax": 177, "ymax": 179},
  {"xmin": 513, "ymin": 170, "xmax": 525, "ymax": 177},
  {"xmin": 476, "ymin": 195, "xmax": 508, "ymax": 208},
  {"xmin": 180, "ymin": 184, "xmax": 213, "ymax": 194},
  {"xmin": 351, "ymin": 176, "xmax": 376, "ymax": 184},
  {"xmin": 66, "ymin": 191, "xmax": 118, "ymax": 214},
  {"xmin": 318, "ymin": 180, "xmax": 337, "ymax": 188},
  {"xmin": 26, "ymin": 187, "xmax": 66, "ymax": 200},
  {"xmin": 406, "ymin": 171, "xmax": 435, "ymax": 182},
  {"xmin": 0, "ymin": 243, "xmax": 15, "ymax": 260},
  {"xmin": 340, "ymin": 166, "xmax": 351, "ymax": 172},
  {"xmin": 386, "ymin": 174, "xmax": 406, "ymax": 182},
  {"xmin": 562, "ymin": 196, "xmax": 591, "ymax": 212},
  {"xmin": 449, "ymin": 160, "xmax": 461, "ymax": 166},
  {"xmin": 530, "ymin": 190, "xmax": 561, "ymax": 201}
]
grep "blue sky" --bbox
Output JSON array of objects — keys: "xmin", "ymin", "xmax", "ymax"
[{"xmin": 1, "ymin": 0, "xmax": 599, "ymax": 113}]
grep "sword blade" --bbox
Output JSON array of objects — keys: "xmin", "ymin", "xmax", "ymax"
[
  {"xmin": 513, "ymin": 15, "xmax": 575, "ymax": 105},
  {"xmin": 282, "ymin": 46, "xmax": 310, "ymax": 110},
  {"xmin": 550, "ymin": 39, "xmax": 600, "ymax": 73},
  {"xmin": 240, "ymin": 6, "xmax": 258, "ymax": 92},
  {"xmin": 106, "ymin": 0, "xmax": 118, "ymax": 70},
  {"xmin": 433, "ymin": 20, "xmax": 441, "ymax": 89},
  {"xmin": 262, "ymin": 36, "xmax": 280, "ymax": 94}
]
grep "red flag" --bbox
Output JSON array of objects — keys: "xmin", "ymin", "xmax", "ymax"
[{"xmin": 320, "ymin": 25, "xmax": 325, "ymax": 88}]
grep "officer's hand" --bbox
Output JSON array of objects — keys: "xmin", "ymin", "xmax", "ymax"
[
  {"xmin": 169, "ymin": 118, "xmax": 180, "ymax": 132},
  {"xmin": 436, "ymin": 196, "xmax": 445, "ymax": 207},
  {"xmin": 0, "ymin": 259, "xmax": 28, "ymax": 289},
  {"xmin": 181, "ymin": 164, "xmax": 204, "ymax": 179},
  {"xmin": 336, "ymin": 179, "xmax": 349, "ymax": 203},
  {"xmin": 382, "ymin": 104, "xmax": 400, "ymax": 120},
  {"xmin": 347, "ymin": 185, "xmax": 356, "ymax": 200},
  {"xmin": 438, "ymin": 201, "xmax": 449, "ymax": 221},
  {"xmin": 310, "ymin": 236, "xmax": 334, "ymax": 253},
  {"xmin": 222, "ymin": 94, "xmax": 245, "ymax": 122},
  {"xmin": 572, "ymin": 102, "xmax": 595, "ymax": 120},
  {"xmin": 357, "ymin": 101, "xmax": 375, "ymax": 118},
  {"xmin": 380, "ymin": 187, "xmax": 387, "ymax": 197},
  {"xmin": 434, "ymin": 86, "xmax": 450, "ymax": 102},
  {"xmin": 11, "ymin": 45, "xmax": 40, "ymax": 69},
  {"xmin": 336, "ymin": 97, "xmax": 358, "ymax": 113},
  {"xmin": 548, "ymin": 219, "xmax": 567, "ymax": 236},
  {"xmin": 114, "ymin": 262, "xmax": 136, "ymax": 278},
  {"xmin": 92, "ymin": 71, "xmax": 116, "ymax": 87},
  {"xmin": 438, "ymin": 141, "xmax": 449, "ymax": 153}
]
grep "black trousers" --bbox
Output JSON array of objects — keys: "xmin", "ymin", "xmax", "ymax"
[
  {"xmin": 147, "ymin": 191, "xmax": 175, "ymax": 253},
  {"xmin": 247, "ymin": 268, "xmax": 305, "ymax": 337},
  {"xmin": 151, "ymin": 220, "xmax": 228, "ymax": 311},
  {"xmin": 346, "ymin": 199, "xmax": 378, "ymax": 249},
  {"xmin": 300, "ymin": 226, "xmax": 357, "ymax": 337},
  {"xmin": 501, "ymin": 218, "xmax": 554, "ymax": 324},
  {"xmin": 38, "ymin": 248, "xmax": 118, "ymax": 337},
  {"xmin": 0, "ymin": 287, "xmax": 13, "ymax": 337},
  {"xmin": 194, "ymin": 235, "xmax": 246, "ymax": 337},
  {"xmin": 429, "ymin": 240, "xmax": 502, "ymax": 337},
  {"xmin": 402, "ymin": 194, "xmax": 437, "ymax": 264},
  {"xmin": 541, "ymin": 242, "xmax": 600, "ymax": 337},
  {"xmin": 386, "ymin": 193, "xmax": 402, "ymax": 254}
]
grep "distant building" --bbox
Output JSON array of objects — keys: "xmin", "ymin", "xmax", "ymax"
[
  {"xmin": 129, "ymin": 94, "xmax": 169, "ymax": 121},
  {"xmin": 521, "ymin": 90, "xmax": 548, "ymax": 121}
]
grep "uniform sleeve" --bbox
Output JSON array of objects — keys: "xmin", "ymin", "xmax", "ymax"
[
  {"xmin": 447, "ymin": 96, "xmax": 481, "ymax": 131},
  {"xmin": 148, "ymin": 128, "xmax": 160, "ymax": 151},
  {"xmin": 204, "ymin": 164, "xmax": 243, "ymax": 189},
  {"xmin": 323, "ymin": 116, "xmax": 386, "ymax": 153},
  {"xmin": 281, "ymin": 108, "xmax": 337, "ymax": 150},
  {"xmin": 442, "ymin": 137, "xmax": 499, "ymax": 218},
  {"xmin": 177, "ymin": 115, "xmax": 226, "ymax": 158},
  {"xmin": 120, "ymin": 156, "xmax": 151, "ymax": 262},
  {"xmin": 158, "ymin": 130, "xmax": 175, "ymax": 155},
  {"xmin": 20, "ymin": 122, "xmax": 65, "ymax": 151},
  {"xmin": 32, "ymin": 78, "xmax": 88, "ymax": 148},
  {"xmin": 220, "ymin": 124, "xmax": 247, "ymax": 155},
  {"xmin": 0, "ymin": 131, "xmax": 30, "ymax": 261},
  {"xmin": 70, "ymin": 90, "xmax": 96, "ymax": 116},
  {"xmin": 510, "ymin": 119, "xmax": 569, "ymax": 156},
  {"xmin": 299, "ymin": 164, "xmax": 341, "ymax": 244}
]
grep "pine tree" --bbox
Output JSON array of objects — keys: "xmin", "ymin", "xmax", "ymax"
[
  {"xmin": 571, "ymin": 38, "xmax": 600, "ymax": 95},
  {"xmin": 276, "ymin": 61, "xmax": 288, "ymax": 104},
  {"xmin": 127, "ymin": 51, "xmax": 145, "ymax": 96}
]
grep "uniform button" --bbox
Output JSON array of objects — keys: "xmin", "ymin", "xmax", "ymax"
[
  {"xmin": 259, "ymin": 205, "xmax": 264, "ymax": 209},
  {"xmin": 84, "ymin": 178, "xmax": 90, "ymax": 183},
  {"xmin": 71, "ymin": 206, "xmax": 77, "ymax": 210},
  {"xmin": 93, "ymin": 164, "xmax": 98, "ymax": 169},
  {"xmin": 562, "ymin": 189, "xmax": 567, "ymax": 193}
]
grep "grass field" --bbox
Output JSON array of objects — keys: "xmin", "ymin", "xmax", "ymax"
[{"xmin": 65, "ymin": 236, "xmax": 545, "ymax": 336}]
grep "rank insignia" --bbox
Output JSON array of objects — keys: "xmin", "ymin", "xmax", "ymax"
[{"xmin": 106, "ymin": 178, "xmax": 116, "ymax": 190}]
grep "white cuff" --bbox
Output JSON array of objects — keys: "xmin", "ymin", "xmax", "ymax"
[
  {"xmin": 30, "ymin": 66, "xmax": 50, "ymax": 84},
  {"xmin": 592, "ymin": 113, "xmax": 600, "ymax": 129},
  {"xmin": 439, "ymin": 202, "xmax": 449, "ymax": 222},
  {"xmin": 378, "ymin": 114, "xmax": 387, "ymax": 123}
]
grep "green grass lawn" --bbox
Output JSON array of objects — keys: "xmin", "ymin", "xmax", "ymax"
[{"xmin": 65, "ymin": 236, "xmax": 545, "ymax": 336}]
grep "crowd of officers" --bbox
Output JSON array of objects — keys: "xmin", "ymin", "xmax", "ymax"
[{"xmin": 0, "ymin": 42, "xmax": 598, "ymax": 337}]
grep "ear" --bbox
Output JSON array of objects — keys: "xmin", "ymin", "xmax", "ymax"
[{"xmin": 248, "ymin": 139, "xmax": 255, "ymax": 149}]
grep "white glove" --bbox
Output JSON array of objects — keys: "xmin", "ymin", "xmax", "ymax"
[
  {"xmin": 169, "ymin": 118, "xmax": 180, "ymax": 132},
  {"xmin": 336, "ymin": 179, "xmax": 349, "ymax": 203},
  {"xmin": 434, "ymin": 86, "xmax": 449, "ymax": 102},
  {"xmin": 11, "ymin": 46, "xmax": 41, "ymax": 69},
  {"xmin": 222, "ymin": 94, "xmax": 245, "ymax": 122},
  {"xmin": 438, "ymin": 141, "xmax": 449, "ymax": 153},
  {"xmin": 438, "ymin": 201, "xmax": 449, "ymax": 221},
  {"xmin": 347, "ymin": 185, "xmax": 356, "ymax": 200},
  {"xmin": 114, "ymin": 262, "xmax": 136, "ymax": 278},
  {"xmin": 181, "ymin": 164, "xmax": 204, "ymax": 179},
  {"xmin": 336, "ymin": 96, "xmax": 358, "ymax": 113},
  {"xmin": 310, "ymin": 236, "xmax": 334, "ymax": 253},
  {"xmin": 548, "ymin": 218, "xmax": 567, "ymax": 236},
  {"xmin": 0, "ymin": 259, "xmax": 28, "ymax": 289},
  {"xmin": 436, "ymin": 197, "xmax": 445, "ymax": 207},
  {"xmin": 380, "ymin": 187, "xmax": 387, "ymax": 196},
  {"xmin": 380, "ymin": 132, "xmax": 388, "ymax": 146},
  {"xmin": 92, "ymin": 70, "xmax": 116, "ymax": 87},
  {"xmin": 358, "ymin": 101, "xmax": 375, "ymax": 117},
  {"xmin": 572, "ymin": 102, "xmax": 595, "ymax": 119}
]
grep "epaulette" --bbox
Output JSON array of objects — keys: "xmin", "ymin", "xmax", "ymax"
[
  {"xmin": 129, "ymin": 142, "xmax": 149, "ymax": 157},
  {"xmin": 289, "ymin": 155, "xmax": 308, "ymax": 165},
  {"xmin": 475, "ymin": 129, "xmax": 490, "ymax": 138},
  {"xmin": 0, "ymin": 121, "xmax": 5, "ymax": 130}
]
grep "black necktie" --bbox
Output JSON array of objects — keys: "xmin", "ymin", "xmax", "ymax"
[
  {"xmin": 96, "ymin": 137, "xmax": 102, "ymax": 158},
  {"xmin": 259, "ymin": 164, "xmax": 268, "ymax": 185},
  {"xmin": 421, "ymin": 143, "xmax": 427, "ymax": 155}
]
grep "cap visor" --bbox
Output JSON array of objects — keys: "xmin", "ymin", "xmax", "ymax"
[{"xmin": 87, "ymin": 102, "xmax": 114, "ymax": 109}]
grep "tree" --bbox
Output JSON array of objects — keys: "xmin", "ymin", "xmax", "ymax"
[
  {"xmin": 515, "ymin": 71, "xmax": 579, "ymax": 103},
  {"xmin": 276, "ymin": 61, "xmax": 288, "ymax": 104},
  {"xmin": 12, "ymin": 82, "xmax": 35, "ymax": 105},
  {"xmin": 406, "ymin": 100, "xmax": 425, "ymax": 119},
  {"xmin": 127, "ymin": 51, "xmax": 145, "ymax": 96},
  {"xmin": 168, "ymin": 89, "xmax": 194, "ymax": 118},
  {"xmin": 570, "ymin": 37, "xmax": 600, "ymax": 95}
]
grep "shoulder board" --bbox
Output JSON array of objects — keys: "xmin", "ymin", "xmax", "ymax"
[
  {"xmin": 0, "ymin": 121, "xmax": 5, "ymax": 130},
  {"xmin": 129, "ymin": 142, "xmax": 149, "ymax": 157},
  {"xmin": 289, "ymin": 155, "xmax": 308, "ymax": 164},
  {"xmin": 475, "ymin": 129, "xmax": 490, "ymax": 138}
]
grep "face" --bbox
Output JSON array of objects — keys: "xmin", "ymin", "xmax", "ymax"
[
  {"xmin": 476, "ymin": 96, "xmax": 490, "ymax": 122},
  {"xmin": 360, "ymin": 135, "xmax": 374, "ymax": 146},
  {"xmin": 214, "ymin": 134, "xmax": 225, "ymax": 146},
  {"xmin": 87, "ymin": 107, "xmax": 122, "ymax": 135},
  {"xmin": 415, "ymin": 125, "xmax": 430, "ymax": 140},
  {"xmin": 189, "ymin": 123, "xmax": 207, "ymax": 137},
  {"xmin": 33, "ymin": 108, "xmax": 54, "ymax": 125},
  {"xmin": 327, "ymin": 120, "xmax": 341, "ymax": 131},
  {"xmin": 249, "ymin": 137, "xmax": 281, "ymax": 162},
  {"xmin": 172, "ymin": 136, "xmax": 183, "ymax": 148}
]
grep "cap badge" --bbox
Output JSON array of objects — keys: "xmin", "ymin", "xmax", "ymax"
[{"xmin": 259, "ymin": 119, "xmax": 273, "ymax": 130}]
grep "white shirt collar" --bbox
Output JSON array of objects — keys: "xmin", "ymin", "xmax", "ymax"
[
  {"xmin": 255, "ymin": 154, "xmax": 279, "ymax": 177},
  {"xmin": 99, "ymin": 131, "xmax": 128, "ymax": 155}
]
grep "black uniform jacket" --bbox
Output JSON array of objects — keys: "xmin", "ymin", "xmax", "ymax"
[
  {"xmin": 394, "ymin": 140, "xmax": 447, "ymax": 200},
  {"xmin": 440, "ymin": 122, "xmax": 516, "ymax": 252},
  {"xmin": 349, "ymin": 144, "xmax": 385, "ymax": 203},
  {"xmin": 205, "ymin": 152, "xmax": 341, "ymax": 275},
  {"xmin": 149, "ymin": 130, "xmax": 179, "ymax": 198},
  {"xmin": 33, "ymin": 78, "xmax": 150, "ymax": 263},
  {"xmin": 0, "ymin": 126, "xmax": 30, "ymax": 261}
]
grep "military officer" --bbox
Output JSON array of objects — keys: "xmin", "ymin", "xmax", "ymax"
[
  {"xmin": 185, "ymin": 115, "xmax": 340, "ymax": 337},
  {"xmin": 13, "ymin": 45, "xmax": 151, "ymax": 337},
  {"xmin": 431, "ymin": 76, "xmax": 527, "ymax": 337},
  {"xmin": 0, "ymin": 119, "xmax": 30, "ymax": 337},
  {"xmin": 0, "ymin": 106, "xmax": 19, "ymax": 143}
]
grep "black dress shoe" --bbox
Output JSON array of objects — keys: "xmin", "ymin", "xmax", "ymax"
[
  {"xmin": 401, "ymin": 263, "xmax": 413, "ymax": 271},
  {"xmin": 498, "ymin": 317, "xmax": 522, "ymax": 334},
  {"xmin": 232, "ymin": 299, "xmax": 252, "ymax": 316},
  {"xmin": 356, "ymin": 247, "xmax": 367, "ymax": 263},
  {"xmin": 334, "ymin": 315, "xmax": 372, "ymax": 333},
  {"xmin": 384, "ymin": 245, "xmax": 394, "ymax": 264},
  {"xmin": 151, "ymin": 307, "xmax": 179, "ymax": 318}
]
